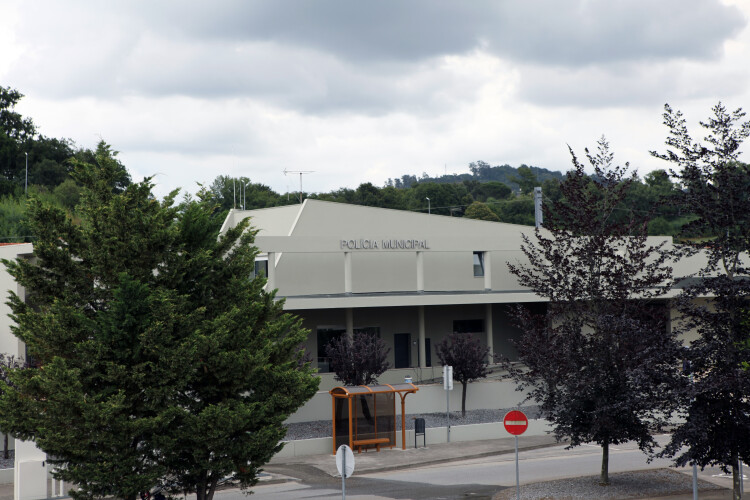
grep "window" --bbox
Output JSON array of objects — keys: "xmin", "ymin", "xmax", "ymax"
[
  {"xmin": 473, "ymin": 251, "xmax": 484, "ymax": 277},
  {"xmin": 316, "ymin": 327, "xmax": 346, "ymax": 373},
  {"xmin": 251, "ymin": 257, "xmax": 268, "ymax": 279},
  {"xmin": 453, "ymin": 319, "xmax": 484, "ymax": 334}
]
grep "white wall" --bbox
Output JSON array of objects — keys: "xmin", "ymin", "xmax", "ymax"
[
  {"xmin": 286, "ymin": 378, "xmax": 530, "ymax": 424},
  {"xmin": 276, "ymin": 419, "xmax": 553, "ymax": 458}
]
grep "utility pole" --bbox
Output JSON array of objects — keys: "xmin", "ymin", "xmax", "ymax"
[{"xmin": 283, "ymin": 169, "xmax": 315, "ymax": 203}]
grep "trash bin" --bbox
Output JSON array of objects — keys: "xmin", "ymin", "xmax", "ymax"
[{"xmin": 414, "ymin": 417, "xmax": 426, "ymax": 448}]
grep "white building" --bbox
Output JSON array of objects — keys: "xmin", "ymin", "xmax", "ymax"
[{"xmin": 219, "ymin": 199, "xmax": 697, "ymax": 389}]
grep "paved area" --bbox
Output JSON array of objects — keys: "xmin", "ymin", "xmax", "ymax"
[
  {"xmin": 0, "ymin": 435, "xmax": 734, "ymax": 499},
  {"xmin": 267, "ymin": 434, "xmax": 560, "ymax": 477}
]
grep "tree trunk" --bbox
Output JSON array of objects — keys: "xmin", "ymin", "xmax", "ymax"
[
  {"xmin": 732, "ymin": 449, "xmax": 741, "ymax": 500},
  {"xmin": 461, "ymin": 380, "xmax": 468, "ymax": 417},
  {"xmin": 600, "ymin": 440, "xmax": 609, "ymax": 486},
  {"xmin": 3, "ymin": 433, "xmax": 7, "ymax": 460},
  {"xmin": 206, "ymin": 476, "xmax": 218, "ymax": 500},
  {"xmin": 197, "ymin": 472, "xmax": 207, "ymax": 500}
]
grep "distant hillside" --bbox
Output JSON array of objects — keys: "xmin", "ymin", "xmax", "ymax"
[{"xmin": 385, "ymin": 161, "xmax": 565, "ymax": 191}]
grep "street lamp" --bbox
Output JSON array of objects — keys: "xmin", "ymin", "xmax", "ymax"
[
  {"xmin": 426, "ymin": 197, "xmax": 430, "ymax": 215},
  {"xmin": 24, "ymin": 152, "xmax": 28, "ymax": 194},
  {"xmin": 244, "ymin": 181, "xmax": 250, "ymax": 210}
]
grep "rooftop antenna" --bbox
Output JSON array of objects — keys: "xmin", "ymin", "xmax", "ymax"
[{"xmin": 283, "ymin": 169, "xmax": 315, "ymax": 203}]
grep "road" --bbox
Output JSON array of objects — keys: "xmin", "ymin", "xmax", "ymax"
[{"xmin": 214, "ymin": 434, "xmax": 740, "ymax": 499}]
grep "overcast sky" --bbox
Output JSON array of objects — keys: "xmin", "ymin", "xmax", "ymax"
[{"xmin": 1, "ymin": 1, "xmax": 748, "ymax": 199}]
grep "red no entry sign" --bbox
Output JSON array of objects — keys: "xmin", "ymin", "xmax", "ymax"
[{"xmin": 503, "ymin": 410, "xmax": 528, "ymax": 436}]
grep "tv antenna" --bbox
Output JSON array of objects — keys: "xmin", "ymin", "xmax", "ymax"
[{"xmin": 283, "ymin": 169, "xmax": 315, "ymax": 203}]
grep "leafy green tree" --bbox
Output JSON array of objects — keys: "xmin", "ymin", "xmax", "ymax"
[
  {"xmin": 652, "ymin": 103, "xmax": 750, "ymax": 500},
  {"xmin": 0, "ymin": 86, "xmax": 36, "ymax": 194},
  {"xmin": 464, "ymin": 201, "xmax": 500, "ymax": 222},
  {"xmin": 509, "ymin": 165, "xmax": 538, "ymax": 195},
  {"xmin": 0, "ymin": 195, "xmax": 30, "ymax": 242},
  {"xmin": 477, "ymin": 181, "xmax": 512, "ymax": 200},
  {"xmin": 0, "ymin": 147, "xmax": 318, "ymax": 500},
  {"xmin": 208, "ymin": 175, "xmax": 285, "ymax": 212},
  {"xmin": 52, "ymin": 178, "xmax": 81, "ymax": 210},
  {"xmin": 508, "ymin": 138, "xmax": 681, "ymax": 486},
  {"xmin": 491, "ymin": 197, "xmax": 535, "ymax": 225}
]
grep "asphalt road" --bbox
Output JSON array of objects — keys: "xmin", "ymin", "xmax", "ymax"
[{"xmin": 216, "ymin": 434, "xmax": 742, "ymax": 499}]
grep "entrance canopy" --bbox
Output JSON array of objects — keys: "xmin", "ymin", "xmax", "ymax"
[{"xmin": 330, "ymin": 383, "xmax": 418, "ymax": 454}]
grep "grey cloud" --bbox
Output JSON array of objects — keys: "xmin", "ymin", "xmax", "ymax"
[
  {"xmin": 519, "ymin": 61, "xmax": 750, "ymax": 108},
  {"xmin": 9, "ymin": 0, "xmax": 746, "ymax": 116},
  {"xmin": 140, "ymin": 0, "xmax": 744, "ymax": 65}
]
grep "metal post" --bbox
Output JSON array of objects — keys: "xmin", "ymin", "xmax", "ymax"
[
  {"xmin": 426, "ymin": 197, "xmax": 430, "ymax": 214},
  {"xmin": 341, "ymin": 451, "xmax": 346, "ymax": 500},
  {"xmin": 515, "ymin": 435, "xmax": 520, "ymax": 500},
  {"xmin": 741, "ymin": 460, "xmax": 744, "ymax": 497},
  {"xmin": 692, "ymin": 462, "xmax": 698, "ymax": 500},
  {"xmin": 446, "ymin": 389, "xmax": 450, "ymax": 443},
  {"xmin": 24, "ymin": 152, "xmax": 28, "ymax": 194}
]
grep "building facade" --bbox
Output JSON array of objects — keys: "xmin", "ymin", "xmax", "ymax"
[{"xmin": 219, "ymin": 199, "xmax": 692, "ymax": 386}]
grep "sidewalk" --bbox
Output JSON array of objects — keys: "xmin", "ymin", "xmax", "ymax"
[{"xmin": 267, "ymin": 433, "xmax": 560, "ymax": 477}]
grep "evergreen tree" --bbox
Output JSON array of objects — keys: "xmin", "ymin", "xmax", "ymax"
[
  {"xmin": 508, "ymin": 138, "xmax": 682, "ymax": 486},
  {"xmin": 0, "ymin": 146, "xmax": 318, "ymax": 500}
]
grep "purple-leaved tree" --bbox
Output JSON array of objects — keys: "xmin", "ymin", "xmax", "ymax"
[
  {"xmin": 507, "ymin": 137, "xmax": 683, "ymax": 486},
  {"xmin": 435, "ymin": 332, "xmax": 489, "ymax": 417},
  {"xmin": 652, "ymin": 103, "xmax": 750, "ymax": 500},
  {"xmin": 326, "ymin": 331, "xmax": 390, "ymax": 386}
]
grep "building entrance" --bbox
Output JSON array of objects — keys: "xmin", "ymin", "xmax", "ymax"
[{"xmin": 394, "ymin": 333, "xmax": 411, "ymax": 368}]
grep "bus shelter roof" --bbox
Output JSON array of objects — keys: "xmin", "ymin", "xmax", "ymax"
[{"xmin": 330, "ymin": 383, "xmax": 418, "ymax": 397}]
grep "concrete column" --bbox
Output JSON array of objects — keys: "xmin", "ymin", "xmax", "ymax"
[
  {"xmin": 483, "ymin": 251, "xmax": 492, "ymax": 290},
  {"xmin": 266, "ymin": 252, "xmax": 276, "ymax": 291},
  {"xmin": 344, "ymin": 251, "xmax": 352, "ymax": 293},
  {"xmin": 485, "ymin": 303, "xmax": 494, "ymax": 363},
  {"xmin": 416, "ymin": 251, "xmax": 424, "ymax": 292},
  {"xmin": 345, "ymin": 308, "xmax": 354, "ymax": 338},
  {"xmin": 418, "ymin": 306, "xmax": 426, "ymax": 368}
]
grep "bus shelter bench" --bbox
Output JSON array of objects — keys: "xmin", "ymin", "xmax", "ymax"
[{"xmin": 352, "ymin": 437, "xmax": 390, "ymax": 453}]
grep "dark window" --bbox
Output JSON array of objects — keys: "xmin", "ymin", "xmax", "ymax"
[
  {"xmin": 473, "ymin": 251, "xmax": 484, "ymax": 277},
  {"xmin": 394, "ymin": 333, "xmax": 411, "ymax": 368},
  {"xmin": 453, "ymin": 319, "xmax": 484, "ymax": 334},
  {"xmin": 317, "ymin": 327, "xmax": 345, "ymax": 373},
  {"xmin": 251, "ymin": 259, "xmax": 268, "ymax": 279}
]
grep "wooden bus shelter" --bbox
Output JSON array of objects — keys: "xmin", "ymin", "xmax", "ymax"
[{"xmin": 329, "ymin": 383, "xmax": 419, "ymax": 454}]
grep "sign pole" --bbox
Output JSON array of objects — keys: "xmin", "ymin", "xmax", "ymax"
[
  {"xmin": 515, "ymin": 435, "xmax": 520, "ymax": 500},
  {"xmin": 336, "ymin": 444, "xmax": 354, "ymax": 500},
  {"xmin": 446, "ymin": 389, "xmax": 450, "ymax": 443},
  {"xmin": 342, "ymin": 452, "xmax": 346, "ymax": 500},
  {"xmin": 692, "ymin": 462, "xmax": 697, "ymax": 500},
  {"xmin": 444, "ymin": 365, "xmax": 453, "ymax": 443},
  {"xmin": 503, "ymin": 410, "xmax": 528, "ymax": 500}
]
